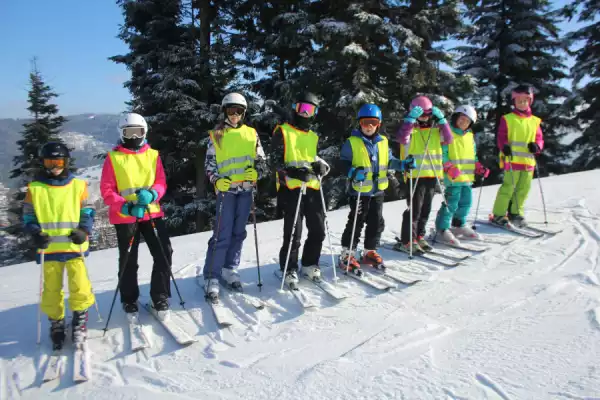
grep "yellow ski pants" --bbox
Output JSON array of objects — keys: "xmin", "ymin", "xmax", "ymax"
[{"xmin": 41, "ymin": 257, "xmax": 95, "ymax": 321}]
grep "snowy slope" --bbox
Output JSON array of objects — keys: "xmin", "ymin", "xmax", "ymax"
[{"xmin": 1, "ymin": 171, "xmax": 600, "ymax": 399}]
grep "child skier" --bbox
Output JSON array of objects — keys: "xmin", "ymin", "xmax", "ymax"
[
  {"xmin": 23, "ymin": 142, "xmax": 96, "ymax": 349},
  {"xmin": 203, "ymin": 93, "xmax": 267, "ymax": 301},
  {"xmin": 396, "ymin": 95, "xmax": 453, "ymax": 253},
  {"xmin": 271, "ymin": 92, "xmax": 330, "ymax": 285},
  {"xmin": 339, "ymin": 104, "xmax": 414, "ymax": 274},
  {"xmin": 100, "ymin": 113, "xmax": 172, "ymax": 319},
  {"xmin": 491, "ymin": 85, "xmax": 544, "ymax": 228},
  {"xmin": 434, "ymin": 105, "xmax": 490, "ymax": 245}
]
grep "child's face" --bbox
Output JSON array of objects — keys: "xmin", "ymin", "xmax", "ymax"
[
  {"xmin": 456, "ymin": 114, "xmax": 471, "ymax": 130},
  {"xmin": 227, "ymin": 114, "xmax": 242, "ymax": 125},
  {"xmin": 514, "ymin": 96, "xmax": 530, "ymax": 111},
  {"xmin": 359, "ymin": 118, "xmax": 380, "ymax": 136},
  {"xmin": 50, "ymin": 168, "xmax": 64, "ymax": 176},
  {"xmin": 417, "ymin": 114, "xmax": 431, "ymax": 122}
]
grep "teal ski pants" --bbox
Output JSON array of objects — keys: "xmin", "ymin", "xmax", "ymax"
[{"xmin": 436, "ymin": 185, "xmax": 473, "ymax": 231}]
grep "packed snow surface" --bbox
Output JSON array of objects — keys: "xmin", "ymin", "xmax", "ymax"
[{"xmin": 1, "ymin": 170, "xmax": 600, "ymax": 399}]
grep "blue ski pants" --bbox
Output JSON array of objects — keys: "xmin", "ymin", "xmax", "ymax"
[
  {"xmin": 435, "ymin": 185, "xmax": 473, "ymax": 231},
  {"xmin": 203, "ymin": 191, "xmax": 253, "ymax": 280}
]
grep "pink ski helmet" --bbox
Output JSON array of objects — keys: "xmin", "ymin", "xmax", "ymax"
[
  {"xmin": 410, "ymin": 95, "xmax": 433, "ymax": 114},
  {"xmin": 511, "ymin": 85, "xmax": 534, "ymax": 105}
]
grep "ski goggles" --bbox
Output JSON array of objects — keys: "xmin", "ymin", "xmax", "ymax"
[
  {"xmin": 294, "ymin": 102, "xmax": 318, "ymax": 117},
  {"xmin": 225, "ymin": 106, "xmax": 245, "ymax": 116},
  {"xmin": 122, "ymin": 127, "xmax": 146, "ymax": 139},
  {"xmin": 359, "ymin": 118, "xmax": 380, "ymax": 127},
  {"xmin": 42, "ymin": 158, "xmax": 67, "ymax": 169}
]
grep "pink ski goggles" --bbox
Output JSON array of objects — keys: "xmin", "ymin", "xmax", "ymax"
[{"xmin": 294, "ymin": 102, "xmax": 318, "ymax": 117}]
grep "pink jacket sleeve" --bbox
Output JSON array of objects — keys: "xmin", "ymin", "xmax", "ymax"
[
  {"xmin": 439, "ymin": 122, "xmax": 453, "ymax": 145},
  {"xmin": 151, "ymin": 155, "xmax": 167, "ymax": 201},
  {"xmin": 535, "ymin": 124, "xmax": 544, "ymax": 152},
  {"xmin": 396, "ymin": 121, "xmax": 415, "ymax": 145},
  {"xmin": 497, "ymin": 116, "xmax": 508, "ymax": 151},
  {"xmin": 100, "ymin": 156, "xmax": 126, "ymax": 207}
]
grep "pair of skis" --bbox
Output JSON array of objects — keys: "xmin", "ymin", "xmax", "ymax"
[{"xmin": 41, "ymin": 341, "xmax": 91, "ymax": 384}]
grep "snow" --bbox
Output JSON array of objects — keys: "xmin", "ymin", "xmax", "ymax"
[
  {"xmin": 341, "ymin": 42, "xmax": 369, "ymax": 58},
  {"xmin": 1, "ymin": 170, "xmax": 600, "ymax": 398}
]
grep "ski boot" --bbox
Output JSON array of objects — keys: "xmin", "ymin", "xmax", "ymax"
[
  {"xmin": 490, "ymin": 214, "xmax": 511, "ymax": 227},
  {"xmin": 393, "ymin": 240, "xmax": 424, "ymax": 255},
  {"xmin": 339, "ymin": 248, "xmax": 363, "ymax": 276},
  {"xmin": 301, "ymin": 265, "xmax": 322, "ymax": 282},
  {"xmin": 122, "ymin": 302, "xmax": 139, "ymax": 324},
  {"xmin": 417, "ymin": 236, "xmax": 432, "ymax": 252},
  {"xmin": 437, "ymin": 229, "xmax": 461, "ymax": 246},
  {"xmin": 151, "ymin": 297, "xmax": 170, "ymax": 321},
  {"xmin": 284, "ymin": 269, "xmax": 299, "ymax": 289},
  {"xmin": 222, "ymin": 268, "xmax": 242, "ymax": 291},
  {"xmin": 361, "ymin": 249, "xmax": 386, "ymax": 271},
  {"xmin": 508, "ymin": 213, "xmax": 527, "ymax": 228},
  {"xmin": 49, "ymin": 318, "xmax": 66, "ymax": 351},
  {"xmin": 71, "ymin": 309, "xmax": 88, "ymax": 345},
  {"xmin": 204, "ymin": 278, "xmax": 220, "ymax": 304},
  {"xmin": 451, "ymin": 225, "xmax": 483, "ymax": 241}
]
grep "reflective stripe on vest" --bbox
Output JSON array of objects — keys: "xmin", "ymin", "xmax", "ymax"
[
  {"xmin": 28, "ymin": 179, "xmax": 89, "ymax": 254},
  {"xmin": 277, "ymin": 123, "xmax": 320, "ymax": 190},
  {"xmin": 210, "ymin": 125, "xmax": 257, "ymax": 183},
  {"xmin": 348, "ymin": 136, "xmax": 389, "ymax": 193},
  {"xmin": 502, "ymin": 113, "xmax": 541, "ymax": 167},
  {"xmin": 108, "ymin": 149, "xmax": 161, "ymax": 216},
  {"xmin": 448, "ymin": 131, "xmax": 476, "ymax": 183},
  {"xmin": 401, "ymin": 127, "xmax": 443, "ymax": 179}
]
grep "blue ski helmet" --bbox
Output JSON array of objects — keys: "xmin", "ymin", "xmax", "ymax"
[{"xmin": 357, "ymin": 104, "xmax": 382, "ymax": 121}]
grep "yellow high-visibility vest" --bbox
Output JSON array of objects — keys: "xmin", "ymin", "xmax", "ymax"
[
  {"xmin": 400, "ymin": 127, "xmax": 443, "ymax": 179},
  {"xmin": 209, "ymin": 125, "xmax": 257, "ymax": 183},
  {"xmin": 447, "ymin": 130, "xmax": 475, "ymax": 183},
  {"xmin": 348, "ymin": 136, "xmax": 389, "ymax": 192},
  {"xmin": 500, "ymin": 113, "xmax": 541, "ymax": 167},
  {"xmin": 276, "ymin": 123, "xmax": 320, "ymax": 190}
]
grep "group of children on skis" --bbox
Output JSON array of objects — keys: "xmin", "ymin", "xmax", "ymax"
[{"xmin": 25, "ymin": 84, "xmax": 543, "ymax": 348}]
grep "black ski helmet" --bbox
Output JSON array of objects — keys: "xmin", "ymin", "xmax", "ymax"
[
  {"xmin": 296, "ymin": 92, "xmax": 320, "ymax": 107},
  {"xmin": 39, "ymin": 142, "xmax": 70, "ymax": 160}
]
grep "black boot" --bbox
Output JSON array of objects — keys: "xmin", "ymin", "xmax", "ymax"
[
  {"xmin": 72, "ymin": 309, "xmax": 88, "ymax": 344},
  {"xmin": 49, "ymin": 319, "xmax": 66, "ymax": 350},
  {"xmin": 122, "ymin": 302, "xmax": 139, "ymax": 314}
]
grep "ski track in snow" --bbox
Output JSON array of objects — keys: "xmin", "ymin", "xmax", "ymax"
[{"xmin": 3, "ymin": 172, "xmax": 600, "ymax": 398}]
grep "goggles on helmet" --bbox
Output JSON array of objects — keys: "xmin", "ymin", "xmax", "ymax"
[
  {"xmin": 43, "ymin": 158, "xmax": 67, "ymax": 170},
  {"xmin": 294, "ymin": 102, "xmax": 318, "ymax": 117},
  {"xmin": 225, "ymin": 106, "xmax": 245, "ymax": 116},
  {"xmin": 122, "ymin": 127, "xmax": 145, "ymax": 139},
  {"xmin": 359, "ymin": 118, "xmax": 380, "ymax": 127}
]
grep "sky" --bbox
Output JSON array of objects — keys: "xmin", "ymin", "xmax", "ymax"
[{"xmin": 0, "ymin": 0, "xmax": 590, "ymax": 119}]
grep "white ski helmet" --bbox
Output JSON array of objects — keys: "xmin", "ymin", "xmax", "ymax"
[
  {"xmin": 455, "ymin": 105, "xmax": 477, "ymax": 124},
  {"xmin": 221, "ymin": 92, "xmax": 247, "ymax": 109},
  {"xmin": 117, "ymin": 113, "xmax": 148, "ymax": 140}
]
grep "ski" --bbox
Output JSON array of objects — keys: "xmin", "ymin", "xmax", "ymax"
[
  {"xmin": 477, "ymin": 220, "xmax": 543, "ymax": 238},
  {"xmin": 393, "ymin": 236, "xmax": 468, "ymax": 263},
  {"xmin": 383, "ymin": 243, "xmax": 460, "ymax": 268},
  {"xmin": 363, "ymin": 264, "xmax": 422, "ymax": 285},
  {"xmin": 300, "ymin": 273, "xmax": 348, "ymax": 301},
  {"xmin": 340, "ymin": 268, "xmax": 396, "ymax": 290},
  {"xmin": 73, "ymin": 343, "xmax": 91, "ymax": 383},
  {"xmin": 273, "ymin": 270, "xmax": 318, "ymax": 309},
  {"xmin": 127, "ymin": 313, "xmax": 150, "ymax": 352},
  {"xmin": 428, "ymin": 235, "xmax": 489, "ymax": 254},
  {"xmin": 201, "ymin": 285, "xmax": 237, "ymax": 328},
  {"xmin": 518, "ymin": 224, "xmax": 562, "ymax": 236},
  {"xmin": 141, "ymin": 302, "xmax": 198, "ymax": 346},
  {"xmin": 462, "ymin": 231, "xmax": 516, "ymax": 245},
  {"xmin": 41, "ymin": 350, "xmax": 63, "ymax": 382}
]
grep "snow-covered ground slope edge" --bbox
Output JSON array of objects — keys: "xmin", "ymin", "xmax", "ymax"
[{"xmin": 0, "ymin": 170, "xmax": 599, "ymax": 399}]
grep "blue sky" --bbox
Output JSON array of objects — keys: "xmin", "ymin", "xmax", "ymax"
[{"xmin": 0, "ymin": 0, "xmax": 588, "ymax": 119}]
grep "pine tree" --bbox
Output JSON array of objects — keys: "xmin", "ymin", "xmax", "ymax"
[
  {"xmin": 11, "ymin": 61, "xmax": 70, "ymax": 185},
  {"xmin": 457, "ymin": 0, "xmax": 573, "ymax": 181},
  {"xmin": 566, "ymin": 0, "xmax": 600, "ymax": 170}
]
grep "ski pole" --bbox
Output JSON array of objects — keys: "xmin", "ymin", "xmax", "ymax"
[
  {"xmin": 345, "ymin": 182, "xmax": 363, "ymax": 273},
  {"xmin": 472, "ymin": 175, "xmax": 485, "ymax": 230},
  {"xmin": 103, "ymin": 221, "xmax": 139, "ymax": 336},
  {"xmin": 206, "ymin": 191, "xmax": 225, "ymax": 291},
  {"xmin": 250, "ymin": 188, "xmax": 263, "ymax": 291},
  {"xmin": 37, "ymin": 250, "xmax": 44, "ymax": 345},
  {"xmin": 408, "ymin": 173, "xmax": 413, "ymax": 259},
  {"xmin": 281, "ymin": 182, "xmax": 306, "ymax": 290},
  {"xmin": 534, "ymin": 161, "xmax": 548, "ymax": 226},
  {"xmin": 145, "ymin": 206, "xmax": 185, "ymax": 308},
  {"xmin": 424, "ymin": 148, "xmax": 449, "ymax": 244},
  {"xmin": 318, "ymin": 177, "xmax": 338, "ymax": 281},
  {"xmin": 79, "ymin": 245, "xmax": 103, "ymax": 322}
]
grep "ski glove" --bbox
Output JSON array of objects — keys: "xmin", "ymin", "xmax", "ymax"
[
  {"xmin": 431, "ymin": 106, "xmax": 447, "ymax": 125},
  {"xmin": 121, "ymin": 202, "xmax": 145, "ymax": 219},
  {"xmin": 347, "ymin": 167, "xmax": 366, "ymax": 182},
  {"xmin": 69, "ymin": 228, "xmax": 88, "ymax": 245},
  {"xmin": 244, "ymin": 167, "xmax": 258, "ymax": 182},
  {"xmin": 285, "ymin": 167, "xmax": 311, "ymax": 182},
  {"xmin": 475, "ymin": 162, "xmax": 490, "ymax": 178},
  {"xmin": 389, "ymin": 158, "xmax": 416, "ymax": 172},
  {"xmin": 528, "ymin": 142, "xmax": 540, "ymax": 154},
  {"xmin": 403, "ymin": 156, "xmax": 417, "ymax": 170},
  {"xmin": 215, "ymin": 177, "xmax": 232, "ymax": 192},
  {"xmin": 502, "ymin": 144, "xmax": 512, "ymax": 157},
  {"xmin": 404, "ymin": 106, "xmax": 423, "ymax": 123},
  {"xmin": 443, "ymin": 161, "xmax": 461, "ymax": 179},
  {"xmin": 135, "ymin": 189, "xmax": 157, "ymax": 206},
  {"xmin": 311, "ymin": 160, "xmax": 329, "ymax": 177},
  {"xmin": 33, "ymin": 232, "xmax": 51, "ymax": 250}
]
